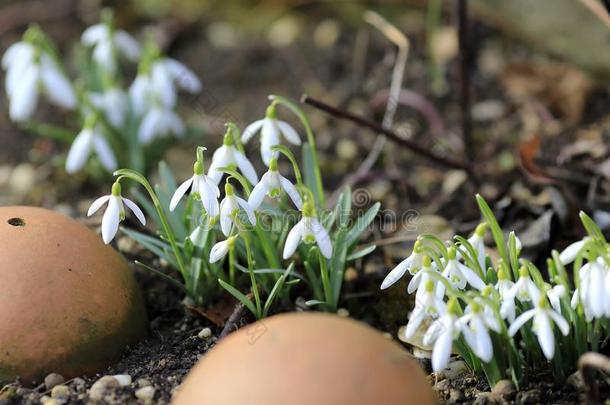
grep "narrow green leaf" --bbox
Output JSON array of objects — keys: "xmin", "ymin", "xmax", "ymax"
[
  {"xmin": 346, "ymin": 244, "xmax": 376, "ymax": 261},
  {"xmin": 218, "ymin": 279, "xmax": 257, "ymax": 315},
  {"xmin": 346, "ymin": 202, "xmax": 380, "ymax": 246}
]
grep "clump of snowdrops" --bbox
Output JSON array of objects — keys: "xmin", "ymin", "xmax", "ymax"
[
  {"xmin": 381, "ymin": 195, "xmax": 610, "ymax": 387},
  {"xmin": 1, "ymin": 9, "xmax": 200, "ymax": 176},
  {"xmin": 87, "ymin": 95, "xmax": 379, "ymax": 319}
]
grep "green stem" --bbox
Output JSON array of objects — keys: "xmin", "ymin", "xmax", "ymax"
[
  {"xmin": 229, "ymin": 243, "xmax": 236, "ymax": 286},
  {"xmin": 318, "ymin": 250, "xmax": 333, "ymax": 311},
  {"xmin": 243, "ymin": 233, "xmax": 262, "ymax": 318}
]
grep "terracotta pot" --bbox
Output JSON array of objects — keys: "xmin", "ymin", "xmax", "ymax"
[
  {"xmin": 0, "ymin": 206, "xmax": 147, "ymax": 384},
  {"xmin": 173, "ymin": 312, "xmax": 436, "ymax": 405}
]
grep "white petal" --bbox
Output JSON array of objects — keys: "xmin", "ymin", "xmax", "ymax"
[
  {"xmin": 407, "ymin": 271, "xmax": 424, "ymax": 294},
  {"xmin": 65, "ymin": 129, "xmax": 93, "ymax": 173},
  {"xmin": 138, "ymin": 108, "xmax": 162, "ymax": 144},
  {"xmin": 207, "ymin": 146, "xmax": 230, "ymax": 185},
  {"xmin": 248, "ymin": 180, "xmax": 268, "ymax": 210},
  {"xmin": 405, "ymin": 307, "xmax": 425, "ymax": 339},
  {"xmin": 283, "ymin": 220, "xmax": 304, "ymax": 259},
  {"xmin": 311, "ymin": 219, "xmax": 332, "ymax": 259},
  {"xmin": 381, "ymin": 257, "xmax": 414, "ymax": 289},
  {"xmin": 234, "ymin": 149, "xmax": 259, "ymax": 184},
  {"xmin": 423, "ymin": 318, "xmax": 445, "ymax": 346},
  {"xmin": 40, "ymin": 58, "xmax": 76, "ymax": 109},
  {"xmin": 2, "ymin": 42, "xmax": 34, "ymax": 70},
  {"xmin": 241, "ymin": 119, "xmax": 265, "ymax": 143},
  {"xmin": 152, "ymin": 63, "xmax": 176, "ymax": 108},
  {"xmin": 473, "ymin": 318, "xmax": 493, "ymax": 362},
  {"xmin": 458, "ymin": 263, "xmax": 486, "ymax": 290},
  {"xmin": 508, "ymin": 309, "xmax": 536, "ymax": 336},
  {"xmin": 114, "ymin": 30, "xmax": 140, "ymax": 60},
  {"xmin": 92, "ymin": 132, "xmax": 117, "ymax": 172},
  {"xmin": 210, "ymin": 240, "xmax": 230, "ymax": 263},
  {"xmin": 92, "ymin": 40, "xmax": 116, "ymax": 73},
  {"xmin": 220, "ymin": 198, "xmax": 234, "ymax": 237},
  {"xmin": 535, "ymin": 312, "xmax": 555, "ymax": 359},
  {"xmin": 199, "ymin": 179, "xmax": 220, "ymax": 217},
  {"xmin": 431, "ymin": 329, "xmax": 453, "ymax": 372},
  {"xmin": 9, "ymin": 65, "xmax": 39, "ymax": 122},
  {"xmin": 547, "ymin": 309, "xmax": 570, "ymax": 336},
  {"xmin": 129, "ymin": 76, "xmax": 150, "ymax": 116},
  {"xmin": 559, "ymin": 240, "xmax": 585, "ymax": 265},
  {"xmin": 87, "ymin": 195, "xmax": 110, "ymax": 216},
  {"xmin": 237, "ymin": 197, "xmax": 256, "ymax": 225},
  {"xmin": 261, "ymin": 119, "xmax": 280, "ymax": 166},
  {"xmin": 81, "ymin": 24, "xmax": 108, "ymax": 45},
  {"xmin": 277, "ymin": 120, "xmax": 302, "ymax": 145},
  {"xmin": 101, "ymin": 197, "xmax": 121, "ymax": 244},
  {"xmin": 280, "ymin": 176, "xmax": 303, "ymax": 209},
  {"xmin": 122, "ymin": 197, "xmax": 146, "ymax": 226},
  {"xmin": 169, "ymin": 177, "xmax": 194, "ymax": 211},
  {"xmin": 164, "ymin": 58, "xmax": 201, "ymax": 93}
]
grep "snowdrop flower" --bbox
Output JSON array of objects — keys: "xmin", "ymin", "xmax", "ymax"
[
  {"xmin": 442, "ymin": 247, "xmax": 486, "ymax": 291},
  {"xmin": 81, "ymin": 18, "xmax": 140, "ymax": 73},
  {"xmin": 87, "ymin": 182, "xmax": 146, "ymax": 244},
  {"xmin": 508, "ymin": 297, "xmax": 570, "ymax": 360},
  {"xmin": 170, "ymin": 155, "xmax": 220, "ymax": 217},
  {"xmin": 137, "ymin": 106, "xmax": 185, "ymax": 144},
  {"xmin": 459, "ymin": 300, "xmax": 501, "ymax": 363},
  {"xmin": 283, "ymin": 200, "xmax": 332, "ymax": 259},
  {"xmin": 500, "ymin": 266, "xmax": 542, "ymax": 321},
  {"xmin": 3, "ymin": 44, "xmax": 76, "ymax": 122},
  {"xmin": 458, "ymin": 223, "xmax": 488, "ymax": 271},
  {"xmin": 65, "ymin": 116, "xmax": 117, "ymax": 174},
  {"xmin": 242, "ymin": 104, "xmax": 302, "ymax": 165},
  {"xmin": 248, "ymin": 157, "xmax": 302, "ymax": 210},
  {"xmin": 209, "ymin": 236, "xmax": 236, "ymax": 264},
  {"xmin": 208, "ymin": 133, "xmax": 258, "ymax": 185},
  {"xmin": 576, "ymin": 259, "xmax": 608, "ymax": 319},
  {"xmin": 219, "ymin": 182, "xmax": 256, "ymax": 237},
  {"xmin": 402, "ymin": 279, "xmax": 446, "ymax": 341},
  {"xmin": 89, "ymin": 88, "xmax": 128, "ymax": 128},
  {"xmin": 495, "ymin": 267, "xmax": 516, "ymax": 321},
  {"xmin": 408, "ymin": 255, "xmax": 440, "ymax": 295},
  {"xmin": 151, "ymin": 57, "xmax": 201, "ymax": 98},
  {"xmin": 423, "ymin": 298, "xmax": 461, "ymax": 372},
  {"xmin": 380, "ymin": 240, "xmax": 424, "ymax": 289},
  {"xmin": 559, "ymin": 237, "xmax": 589, "ymax": 265}
]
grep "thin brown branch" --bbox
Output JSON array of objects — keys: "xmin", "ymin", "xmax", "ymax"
[
  {"xmin": 301, "ymin": 94, "xmax": 475, "ymax": 176},
  {"xmin": 578, "ymin": 352, "xmax": 610, "ymax": 404}
]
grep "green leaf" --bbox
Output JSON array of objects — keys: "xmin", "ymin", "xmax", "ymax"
[
  {"xmin": 134, "ymin": 260, "xmax": 185, "ymax": 291},
  {"xmin": 301, "ymin": 143, "xmax": 323, "ymax": 207},
  {"xmin": 346, "ymin": 244, "xmax": 376, "ymax": 261},
  {"xmin": 305, "ymin": 299, "xmax": 328, "ymax": 307},
  {"xmin": 346, "ymin": 202, "xmax": 380, "ymax": 246},
  {"xmin": 121, "ymin": 228, "xmax": 178, "ymax": 268},
  {"xmin": 579, "ymin": 211, "xmax": 606, "ymax": 242},
  {"xmin": 476, "ymin": 194, "xmax": 508, "ymax": 265},
  {"xmin": 218, "ymin": 279, "xmax": 257, "ymax": 316},
  {"xmin": 263, "ymin": 263, "xmax": 295, "ymax": 316},
  {"xmin": 330, "ymin": 228, "xmax": 348, "ymax": 307}
]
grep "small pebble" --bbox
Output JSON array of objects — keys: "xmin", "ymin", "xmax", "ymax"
[
  {"xmin": 135, "ymin": 386, "xmax": 156, "ymax": 403},
  {"xmin": 113, "ymin": 374, "xmax": 132, "ymax": 386},
  {"xmin": 198, "ymin": 327, "xmax": 212, "ymax": 339},
  {"xmin": 491, "ymin": 379, "xmax": 516, "ymax": 398},
  {"xmin": 44, "ymin": 373, "xmax": 65, "ymax": 390},
  {"xmin": 42, "ymin": 399, "xmax": 61, "ymax": 405},
  {"xmin": 449, "ymin": 388, "xmax": 465, "ymax": 402},
  {"xmin": 50, "ymin": 384, "xmax": 70, "ymax": 400},
  {"xmin": 438, "ymin": 360, "xmax": 469, "ymax": 380},
  {"xmin": 336, "ymin": 308, "xmax": 349, "ymax": 317},
  {"xmin": 89, "ymin": 376, "xmax": 120, "ymax": 401},
  {"xmin": 9, "ymin": 163, "xmax": 36, "ymax": 196},
  {"xmin": 136, "ymin": 378, "xmax": 152, "ymax": 388},
  {"xmin": 566, "ymin": 371, "xmax": 584, "ymax": 389}
]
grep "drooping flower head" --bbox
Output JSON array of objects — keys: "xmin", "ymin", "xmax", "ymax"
[
  {"xmin": 380, "ymin": 240, "xmax": 425, "ymax": 290},
  {"xmin": 219, "ymin": 182, "xmax": 256, "ymax": 237},
  {"xmin": 208, "ymin": 131, "xmax": 258, "ymax": 186},
  {"xmin": 283, "ymin": 199, "xmax": 332, "ymax": 259},
  {"xmin": 242, "ymin": 103, "xmax": 302, "ymax": 166},
  {"xmin": 248, "ymin": 157, "xmax": 302, "ymax": 210},
  {"xmin": 65, "ymin": 114, "xmax": 117, "ymax": 174}
]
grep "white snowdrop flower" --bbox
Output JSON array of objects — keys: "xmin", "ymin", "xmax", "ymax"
[
  {"xmin": 380, "ymin": 240, "xmax": 424, "ymax": 290},
  {"xmin": 3, "ymin": 50, "xmax": 76, "ymax": 122},
  {"xmin": 3, "ymin": 41, "xmax": 35, "ymax": 96},
  {"xmin": 577, "ymin": 259, "xmax": 608, "ymax": 319},
  {"xmin": 87, "ymin": 182, "xmax": 146, "ymax": 244},
  {"xmin": 81, "ymin": 21, "xmax": 140, "ymax": 73},
  {"xmin": 500, "ymin": 266, "xmax": 542, "ymax": 321},
  {"xmin": 137, "ymin": 106, "xmax": 185, "ymax": 144},
  {"xmin": 151, "ymin": 58, "xmax": 201, "ymax": 95},
  {"xmin": 495, "ymin": 268, "xmax": 516, "ymax": 321},
  {"xmin": 442, "ymin": 247, "xmax": 486, "ymax": 291},
  {"xmin": 219, "ymin": 182, "xmax": 256, "ymax": 237},
  {"xmin": 241, "ymin": 104, "xmax": 302, "ymax": 166},
  {"xmin": 559, "ymin": 238, "xmax": 589, "ymax": 265},
  {"xmin": 169, "ymin": 154, "xmax": 220, "ymax": 217},
  {"xmin": 283, "ymin": 200, "xmax": 332, "ymax": 259},
  {"xmin": 408, "ymin": 255, "xmax": 441, "ymax": 296},
  {"xmin": 248, "ymin": 157, "xmax": 302, "ymax": 210},
  {"xmin": 458, "ymin": 223, "xmax": 488, "ymax": 271},
  {"xmin": 545, "ymin": 284, "xmax": 566, "ymax": 314},
  {"xmin": 209, "ymin": 236, "xmax": 236, "ymax": 264},
  {"xmin": 402, "ymin": 279, "xmax": 446, "ymax": 341},
  {"xmin": 65, "ymin": 117, "xmax": 117, "ymax": 174},
  {"xmin": 129, "ymin": 74, "xmax": 156, "ymax": 115},
  {"xmin": 508, "ymin": 296, "xmax": 570, "ymax": 360},
  {"xmin": 423, "ymin": 298, "xmax": 461, "ymax": 372},
  {"xmin": 208, "ymin": 133, "xmax": 258, "ymax": 185},
  {"xmin": 459, "ymin": 300, "xmax": 501, "ymax": 363},
  {"xmin": 89, "ymin": 88, "xmax": 129, "ymax": 128}
]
